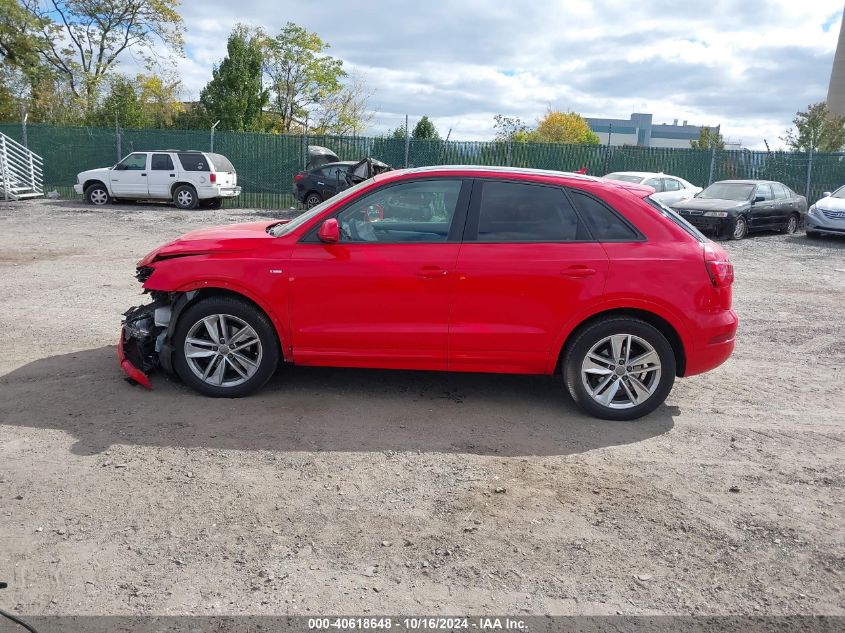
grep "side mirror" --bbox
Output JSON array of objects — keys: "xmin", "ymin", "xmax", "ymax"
[
  {"xmin": 753, "ymin": 195, "xmax": 765, "ymax": 203},
  {"xmin": 317, "ymin": 218, "xmax": 340, "ymax": 243},
  {"xmin": 823, "ymin": 191, "xmax": 832, "ymax": 198}
]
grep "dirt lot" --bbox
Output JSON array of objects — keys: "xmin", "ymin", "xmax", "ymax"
[{"xmin": 0, "ymin": 198, "xmax": 843, "ymax": 617}]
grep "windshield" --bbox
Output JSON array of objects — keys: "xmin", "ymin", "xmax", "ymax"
[
  {"xmin": 699, "ymin": 183, "xmax": 754, "ymax": 201},
  {"xmin": 830, "ymin": 186, "xmax": 845, "ymax": 199},
  {"xmin": 604, "ymin": 174, "xmax": 643, "ymax": 184},
  {"xmin": 269, "ymin": 178, "xmax": 375, "ymax": 237},
  {"xmin": 645, "ymin": 196, "xmax": 707, "ymax": 242}
]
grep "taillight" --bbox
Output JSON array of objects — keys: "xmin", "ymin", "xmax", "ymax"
[
  {"xmin": 706, "ymin": 260, "xmax": 734, "ymax": 287},
  {"xmin": 210, "ymin": 173, "xmax": 217, "ymax": 183},
  {"xmin": 294, "ymin": 173, "xmax": 304, "ymax": 182}
]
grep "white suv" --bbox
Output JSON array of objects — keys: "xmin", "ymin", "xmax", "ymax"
[{"xmin": 74, "ymin": 150, "xmax": 241, "ymax": 209}]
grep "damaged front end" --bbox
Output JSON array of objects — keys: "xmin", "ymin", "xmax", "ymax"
[{"xmin": 119, "ymin": 293, "xmax": 173, "ymax": 389}]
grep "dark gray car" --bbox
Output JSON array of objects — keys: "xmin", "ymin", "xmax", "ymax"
[{"xmin": 671, "ymin": 180, "xmax": 807, "ymax": 240}]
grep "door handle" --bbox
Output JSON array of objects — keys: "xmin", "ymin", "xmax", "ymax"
[
  {"xmin": 141, "ymin": 173, "xmax": 147, "ymax": 176},
  {"xmin": 416, "ymin": 266, "xmax": 448, "ymax": 278},
  {"xmin": 561, "ymin": 266, "xmax": 596, "ymax": 278},
  {"xmin": 169, "ymin": 174, "xmax": 175, "ymax": 177}
]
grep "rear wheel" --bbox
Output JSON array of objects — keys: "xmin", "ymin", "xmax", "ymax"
[
  {"xmin": 172, "ymin": 296, "xmax": 280, "ymax": 397},
  {"xmin": 564, "ymin": 317, "xmax": 676, "ymax": 421},
  {"xmin": 781, "ymin": 213, "xmax": 799, "ymax": 234},
  {"xmin": 85, "ymin": 183, "xmax": 110, "ymax": 206},
  {"xmin": 305, "ymin": 192, "xmax": 322, "ymax": 208},
  {"xmin": 173, "ymin": 185, "xmax": 199, "ymax": 210}
]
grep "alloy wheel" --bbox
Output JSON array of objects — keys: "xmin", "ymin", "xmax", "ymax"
[
  {"xmin": 786, "ymin": 215, "xmax": 798, "ymax": 233},
  {"xmin": 733, "ymin": 217, "xmax": 747, "ymax": 239},
  {"xmin": 183, "ymin": 313, "xmax": 263, "ymax": 387},
  {"xmin": 90, "ymin": 189, "xmax": 108, "ymax": 205},
  {"xmin": 580, "ymin": 334, "xmax": 662, "ymax": 410},
  {"xmin": 306, "ymin": 194, "xmax": 321, "ymax": 208}
]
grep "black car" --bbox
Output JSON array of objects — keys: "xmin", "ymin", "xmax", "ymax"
[
  {"xmin": 671, "ymin": 180, "xmax": 807, "ymax": 240},
  {"xmin": 293, "ymin": 157, "xmax": 392, "ymax": 208}
]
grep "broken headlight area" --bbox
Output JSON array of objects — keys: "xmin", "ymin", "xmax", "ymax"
[
  {"xmin": 119, "ymin": 294, "xmax": 173, "ymax": 386},
  {"xmin": 135, "ymin": 265, "xmax": 155, "ymax": 283}
]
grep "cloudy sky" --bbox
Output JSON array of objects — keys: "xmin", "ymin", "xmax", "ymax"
[{"xmin": 159, "ymin": 0, "xmax": 841, "ymax": 148}]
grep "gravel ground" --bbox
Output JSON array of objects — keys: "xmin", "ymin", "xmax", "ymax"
[{"xmin": 0, "ymin": 198, "xmax": 843, "ymax": 616}]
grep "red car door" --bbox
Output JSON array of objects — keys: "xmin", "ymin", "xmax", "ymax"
[
  {"xmin": 288, "ymin": 178, "xmax": 470, "ymax": 370},
  {"xmin": 448, "ymin": 179, "xmax": 610, "ymax": 374}
]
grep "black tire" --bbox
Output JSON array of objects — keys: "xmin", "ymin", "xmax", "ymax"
[
  {"xmin": 172, "ymin": 296, "xmax": 280, "ymax": 398},
  {"xmin": 84, "ymin": 183, "xmax": 110, "ymax": 206},
  {"xmin": 563, "ymin": 317, "xmax": 676, "ymax": 421},
  {"xmin": 200, "ymin": 197, "xmax": 223, "ymax": 210},
  {"xmin": 781, "ymin": 213, "xmax": 799, "ymax": 234},
  {"xmin": 304, "ymin": 192, "xmax": 322, "ymax": 208},
  {"xmin": 729, "ymin": 215, "xmax": 748, "ymax": 240},
  {"xmin": 173, "ymin": 185, "xmax": 199, "ymax": 210}
]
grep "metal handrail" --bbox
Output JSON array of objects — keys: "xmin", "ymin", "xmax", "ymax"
[{"xmin": 0, "ymin": 132, "xmax": 44, "ymax": 200}]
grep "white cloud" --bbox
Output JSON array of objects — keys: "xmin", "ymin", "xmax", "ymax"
[{"xmin": 147, "ymin": 0, "xmax": 842, "ymax": 147}]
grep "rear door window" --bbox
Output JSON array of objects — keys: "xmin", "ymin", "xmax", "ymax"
[
  {"xmin": 569, "ymin": 190, "xmax": 641, "ymax": 241},
  {"xmin": 772, "ymin": 183, "xmax": 788, "ymax": 199},
  {"xmin": 151, "ymin": 154, "xmax": 174, "ymax": 170},
  {"xmin": 474, "ymin": 181, "xmax": 588, "ymax": 242},
  {"xmin": 177, "ymin": 153, "xmax": 210, "ymax": 171},
  {"xmin": 663, "ymin": 178, "xmax": 681, "ymax": 191}
]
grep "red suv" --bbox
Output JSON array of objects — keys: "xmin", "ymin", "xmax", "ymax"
[{"xmin": 120, "ymin": 167, "xmax": 737, "ymax": 420}]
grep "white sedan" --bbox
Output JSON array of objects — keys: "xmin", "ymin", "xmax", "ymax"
[{"xmin": 603, "ymin": 171, "xmax": 702, "ymax": 206}]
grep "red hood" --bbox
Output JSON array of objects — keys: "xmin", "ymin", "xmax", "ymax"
[{"xmin": 137, "ymin": 221, "xmax": 280, "ymax": 267}]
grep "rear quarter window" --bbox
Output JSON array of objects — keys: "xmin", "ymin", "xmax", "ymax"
[
  {"xmin": 208, "ymin": 153, "xmax": 235, "ymax": 172},
  {"xmin": 568, "ymin": 190, "xmax": 642, "ymax": 241},
  {"xmin": 177, "ymin": 153, "xmax": 210, "ymax": 171}
]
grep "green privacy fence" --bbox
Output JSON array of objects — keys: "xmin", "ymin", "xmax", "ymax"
[{"xmin": 1, "ymin": 123, "xmax": 842, "ymax": 208}]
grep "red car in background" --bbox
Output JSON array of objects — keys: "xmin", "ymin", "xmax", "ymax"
[{"xmin": 120, "ymin": 166, "xmax": 737, "ymax": 420}]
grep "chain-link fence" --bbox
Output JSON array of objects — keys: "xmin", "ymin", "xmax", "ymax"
[{"xmin": 1, "ymin": 123, "xmax": 842, "ymax": 208}]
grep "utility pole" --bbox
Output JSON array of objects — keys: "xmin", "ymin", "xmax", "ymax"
[
  {"xmin": 805, "ymin": 145, "xmax": 814, "ymax": 199},
  {"xmin": 303, "ymin": 114, "xmax": 310, "ymax": 170},
  {"xmin": 603, "ymin": 122, "xmax": 613, "ymax": 174},
  {"xmin": 708, "ymin": 145, "xmax": 717, "ymax": 186},
  {"xmin": 210, "ymin": 120, "xmax": 220, "ymax": 152},
  {"xmin": 404, "ymin": 114, "xmax": 410, "ymax": 168},
  {"xmin": 115, "ymin": 112, "xmax": 121, "ymax": 163},
  {"xmin": 20, "ymin": 107, "xmax": 28, "ymax": 148}
]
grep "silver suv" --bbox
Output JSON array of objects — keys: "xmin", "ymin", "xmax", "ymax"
[{"xmin": 74, "ymin": 150, "xmax": 240, "ymax": 209}]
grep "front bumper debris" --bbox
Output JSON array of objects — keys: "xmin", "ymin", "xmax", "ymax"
[{"xmin": 118, "ymin": 301, "xmax": 168, "ymax": 389}]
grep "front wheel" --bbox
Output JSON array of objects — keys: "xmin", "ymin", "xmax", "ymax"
[
  {"xmin": 172, "ymin": 296, "xmax": 280, "ymax": 397},
  {"xmin": 564, "ymin": 317, "xmax": 676, "ymax": 421},
  {"xmin": 729, "ymin": 215, "xmax": 748, "ymax": 240},
  {"xmin": 85, "ymin": 183, "xmax": 110, "ymax": 206}
]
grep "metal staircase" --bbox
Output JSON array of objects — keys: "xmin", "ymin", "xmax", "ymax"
[{"xmin": 0, "ymin": 131, "xmax": 43, "ymax": 201}]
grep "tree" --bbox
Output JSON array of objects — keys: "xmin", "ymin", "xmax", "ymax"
[
  {"xmin": 493, "ymin": 114, "xmax": 530, "ymax": 142},
  {"xmin": 311, "ymin": 72, "xmax": 372, "ymax": 135},
  {"xmin": 388, "ymin": 125, "xmax": 407, "ymax": 140},
  {"xmin": 782, "ymin": 102, "xmax": 845, "ymax": 152},
  {"xmin": 20, "ymin": 0, "xmax": 184, "ymax": 117},
  {"xmin": 690, "ymin": 126, "xmax": 725, "ymax": 150},
  {"xmin": 263, "ymin": 22, "xmax": 345, "ymax": 133},
  {"xmin": 0, "ymin": 0, "xmax": 44, "ymax": 73},
  {"xmin": 138, "ymin": 72, "xmax": 183, "ymax": 127},
  {"xmin": 527, "ymin": 110, "xmax": 600, "ymax": 144},
  {"xmin": 94, "ymin": 74, "xmax": 145, "ymax": 128},
  {"xmin": 412, "ymin": 115, "xmax": 439, "ymax": 140},
  {"xmin": 199, "ymin": 25, "xmax": 268, "ymax": 132}
]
